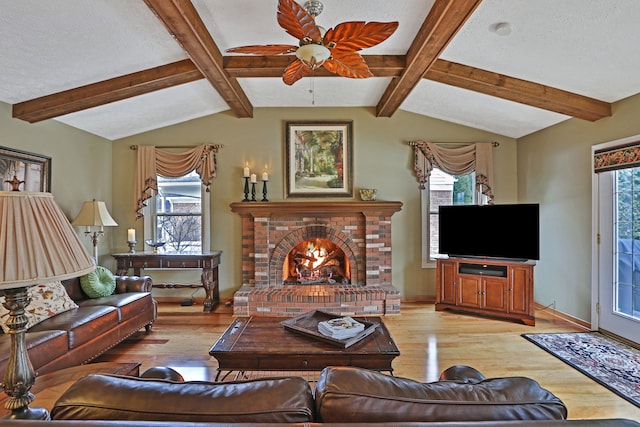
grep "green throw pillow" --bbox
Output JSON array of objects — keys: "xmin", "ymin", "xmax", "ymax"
[{"xmin": 80, "ymin": 266, "xmax": 116, "ymax": 298}]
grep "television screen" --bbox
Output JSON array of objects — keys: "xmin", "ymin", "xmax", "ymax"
[{"xmin": 438, "ymin": 203, "xmax": 540, "ymax": 261}]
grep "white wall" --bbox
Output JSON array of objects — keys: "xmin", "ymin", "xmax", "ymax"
[{"xmin": 519, "ymin": 93, "xmax": 640, "ymax": 322}]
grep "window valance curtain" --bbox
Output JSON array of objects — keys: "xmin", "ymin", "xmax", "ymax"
[
  {"xmin": 593, "ymin": 140, "xmax": 640, "ymax": 173},
  {"xmin": 135, "ymin": 144, "xmax": 220, "ymax": 220},
  {"xmin": 412, "ymin": 141, "xmax": 494, "ymax": 204}
]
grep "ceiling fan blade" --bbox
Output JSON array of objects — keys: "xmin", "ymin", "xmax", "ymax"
[
  {"xmin": 324, "ymin": 21, "xmax": 399, "ymax": 52},
  {"xmin": 226, "ymin": 44, "xmax": 298, "ymax": 55},
  {"xmin": 277, "ymin": 0, "xmax": 322, "ymax": 43},
  {"xmin": 283, "ymin": 59, "xmax": 312, "ymax": 85},
  {"xmin": 323, "ymin": 51, "xmax": 373, "ymax": 79}
]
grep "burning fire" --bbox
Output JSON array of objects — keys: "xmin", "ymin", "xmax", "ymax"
[
  {"xmin": 303, "ymin": 241, "xmax": 326, "ymax": 269},
  {"xmin": 285, "ymin": 238, "xmax": 348, "ymax": 285}
]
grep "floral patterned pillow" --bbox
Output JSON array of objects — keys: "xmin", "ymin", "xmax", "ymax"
[{"xmin": 0, "ymin": 281, "xmax": 78, "ymax": 333}]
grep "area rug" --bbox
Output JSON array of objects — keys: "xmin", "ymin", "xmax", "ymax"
[{"xmin": 522, "ymin": 332, "xmax": 640, "ymax": 408}]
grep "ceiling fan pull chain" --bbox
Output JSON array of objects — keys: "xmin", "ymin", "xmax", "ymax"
[{"xmin": 309, "ymin": 72, "xmax": 316, "ymax": 105}]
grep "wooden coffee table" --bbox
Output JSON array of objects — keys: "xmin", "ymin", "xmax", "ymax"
[
  {"xmin": 0, "ymin": 362, "xmax": 140, "ymax": 417},
  {"xmin": 209, "ymin": 316, "xmax": 400, "ymax": 381}
]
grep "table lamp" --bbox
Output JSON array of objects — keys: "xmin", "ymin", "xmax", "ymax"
[
  {"xmin": 0, "ymin": 190, "xmax": 95, "ymax": 419},
  {"xmin": 71, "ymin": 199, "xmax": 118, "ymax": 260}
]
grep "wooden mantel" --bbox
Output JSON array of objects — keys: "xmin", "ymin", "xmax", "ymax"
[{"xmin": 229, "ymin": 201, "xmax": 403, "ymax": 217}]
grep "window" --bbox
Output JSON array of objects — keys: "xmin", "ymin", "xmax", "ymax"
[
  {"xmin": 422, "ymin": 168, "xmax": 476, "ymax": 267},
  {"xmin": 144, "ymin": 170, "xmax": 210, "ymax": 253}
]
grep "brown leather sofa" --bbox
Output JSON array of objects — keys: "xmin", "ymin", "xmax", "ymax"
[
  {"xmin": 0, "ymin": 274, "xmax": 156, "ymax": 378},
  {"xmin": 5, "ymin": 365, "xmax": 636, "ymax": 426}
]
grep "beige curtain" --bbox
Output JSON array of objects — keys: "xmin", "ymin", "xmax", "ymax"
[
  {"xmin": 134, "ymin": 144, "xmax": 219, "ymax": 220},
  {"xmin": 412, "ymin": 141, "xmax": 494, "ymax": 204}
]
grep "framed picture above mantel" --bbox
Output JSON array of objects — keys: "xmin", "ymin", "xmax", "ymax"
[
  {"xmin": 0, "ymin": 146, "xmax": 51, "ymax": 192},
  {"xmin": 285, "ymin": 121, "xmax": 353, "ymax": 198}
]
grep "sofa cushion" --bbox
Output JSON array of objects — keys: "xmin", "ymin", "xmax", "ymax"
[
  {"xmin": 51, "ymin": 374, "xmax": 315, "ymax": 423},
  {"xmin": 0, "ymin": 329, "xmax": 68, "ymax": 376},
  {"xmin": 80, "ymin": 266, "xmax": 116, "ymax": 298},
  {"xmin": 0, "ymin": 282, "xmax": 78, "ymax": 333},
  {"xmin": 29, "ymin": 306, "xmax": 119, "ymax": 349},
  {"xmin": 76, "ymin": 292, "xmax": 153, "ymax": 322},
  {"xmin": 315, "ymin": 366, "xmax": 568, "ymax": 423}
]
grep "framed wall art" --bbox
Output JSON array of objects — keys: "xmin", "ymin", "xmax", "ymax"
[
  {"xmin": 285, "ymin": 120, "xmax": 353, "ymax": 198},
  {"xmin": 0, "ymin": 146, "xmax": 51, "ymax": 192}
]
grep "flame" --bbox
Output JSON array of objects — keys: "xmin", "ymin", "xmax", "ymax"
[{"xmin": 303, "ymin": 242, "xmax": 326, "ymax": 269}]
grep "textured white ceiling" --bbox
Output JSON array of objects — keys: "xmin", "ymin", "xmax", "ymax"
[{"xmin": 1, "ymin": 0, "xmax": 639, "ymax": 140}]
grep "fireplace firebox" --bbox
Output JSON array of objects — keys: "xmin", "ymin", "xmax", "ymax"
[
  {"xmin": 230, "ymin": 201, "xmax": 402, "ymax": 317},
  {"xmin": 284, "ymin": 237, "xmax": 350, "ymax": 285}
]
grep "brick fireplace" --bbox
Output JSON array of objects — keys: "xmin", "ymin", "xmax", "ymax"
[{"xmin": 230, "ymin": 201, "xmax": 402, "ymax": 317}]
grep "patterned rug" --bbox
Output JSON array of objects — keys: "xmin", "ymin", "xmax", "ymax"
[{"xmin": 522, "ymin": 332, "xmax": 640, "ymax": 408}]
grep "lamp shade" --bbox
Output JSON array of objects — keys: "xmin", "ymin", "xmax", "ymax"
[
  {"xmin": 71, "ymin": 200, "xmax": 118, "ymax": 227},
  {"xmin": 0, "ymin": 191, "xmax": 95, "ymax": 289}
]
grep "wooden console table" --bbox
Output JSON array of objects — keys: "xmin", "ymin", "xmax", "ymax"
[{"xmin": 112, "ymin": 251, "xmax": 222, "ymax": 313}]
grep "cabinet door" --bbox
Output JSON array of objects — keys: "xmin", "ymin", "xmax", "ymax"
[
  {"xmin": 458, "ymin": 275, "xmax": 482, "ymax": 308},
  {"xmin": 483, "ymin": 277, "xmax": 508, "ymax": 311},
  {"xmin": 509, "ymin": 265, "xmax": 532, "ymax": 315},
  {"xmin": 437, "ymin": 260, "xmax": 457, "ymax": 304}
]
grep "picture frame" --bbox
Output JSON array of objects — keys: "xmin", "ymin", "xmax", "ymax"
[
  {"xmin": 0, "ymin": 146, "xmax": 51, "ymax": 192},
  {"xmin": 285, "ymin": 120, "xmax": 353, "ymax": 198}
]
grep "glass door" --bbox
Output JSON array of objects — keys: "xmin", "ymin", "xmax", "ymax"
[{"xmin": 596, "ymin": 168, "xmax": 640, "ymax": 343}]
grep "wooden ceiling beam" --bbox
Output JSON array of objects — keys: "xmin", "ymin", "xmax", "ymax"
[
  {"xmin": 11, "ymin": 54, "xmax": 610, "ymax": 125},
  {"xmin": 427, "ymin": 60, "xmax": 611, "ymax": 121},
  {"xmin": 143, "ymin": 0, "xmax": 253, "ymax": 118},
  {"xmin": 376, "ymin": 0, "xmax": 482, "ymax": 117},
  {"xmin": 223, "ymin": 55, "xmax": 406, "ymax": 78},
  {"xmin": 12, "ymin": 60, "xmax": 201, "ymax": 123}
]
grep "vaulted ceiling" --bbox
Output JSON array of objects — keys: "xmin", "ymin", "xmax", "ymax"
[{"xmin": 1, "ymin": 0, "xmax": 639, "ymax": 141}]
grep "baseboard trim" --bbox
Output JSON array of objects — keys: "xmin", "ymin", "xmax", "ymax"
[
  {"xmin": 533, "ymin": 302, "xmax": 591, "ymax": 330},
  {"xmin": 401, "ymin": 296, "xmax": 436, "ymax": 303}
]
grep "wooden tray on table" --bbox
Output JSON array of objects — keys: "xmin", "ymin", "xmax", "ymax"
[{"xmin": 280, "ymin": 310, "xmax": 379, "ymax": 348}]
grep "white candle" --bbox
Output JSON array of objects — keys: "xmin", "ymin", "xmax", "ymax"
[
  {"xmin": 127, "ymin": 228, "xmax": 136, "ymax": 242},
  {"xmin": 250, "ymin": 173, "xmax": 257, "ymax": 183},
  {"xmin": 243, "ymin": 164, "xmax": 250, "ymax": 177},
  {"xmin": 262, "ymin": 171, "xmax": 269, "ymax": 181}
]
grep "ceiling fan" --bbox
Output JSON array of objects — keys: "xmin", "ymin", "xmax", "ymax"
[{"xmin": 226, "ymin": 0, "xmax": 399, "ymax": 85}]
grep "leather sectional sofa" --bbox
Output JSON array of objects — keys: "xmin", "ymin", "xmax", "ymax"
[
  {"xmin": 5, "ymin": 365, "xmax": 639, "ymax": 426},
  {"xmin": 0, "ymin": 274, "xmax": 156, "ymax": 379}
]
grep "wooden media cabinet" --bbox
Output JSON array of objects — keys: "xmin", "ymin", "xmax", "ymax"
[{"xmin": 435, "ymin": 257, "xmax": 536, "ymax": 326}]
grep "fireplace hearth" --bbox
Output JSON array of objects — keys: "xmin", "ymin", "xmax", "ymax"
[{"xmin": 230, "ymin": 201, "xmax": 402, "ymax": 317}]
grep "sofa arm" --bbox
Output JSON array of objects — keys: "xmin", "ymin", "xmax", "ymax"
[
  {"xmin": 114, "ymin": 275, "xmax": 153, "ymax": 293},
  {"xmin": 439, "ymin": 365, "xmax": 486, "ymax": 383}
]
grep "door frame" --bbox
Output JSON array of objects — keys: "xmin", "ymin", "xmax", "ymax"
[{"xmin": 591, "ymin": 133, "xmax": 640, "ymax": 339}]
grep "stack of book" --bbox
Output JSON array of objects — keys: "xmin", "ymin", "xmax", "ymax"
[{"xmin": 318, "ymin": 316, "xmax": 365, "ymax": 339}]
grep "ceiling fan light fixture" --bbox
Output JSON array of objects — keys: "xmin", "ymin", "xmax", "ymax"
[{"xmin": 296, "ymin": 43, "xmax": 331, "ymax": 69}]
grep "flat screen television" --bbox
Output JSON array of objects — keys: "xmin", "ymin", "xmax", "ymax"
[{"xmin": 438, "ymin": 203, "xmax": 540, "ymax": 261}]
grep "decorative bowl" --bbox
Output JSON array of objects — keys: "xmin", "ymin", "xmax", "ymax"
[
  {"xmin": 359, "ymin": 189, "xmax": 377, "ymax": 201},
  {"xmin": 145, "ymin": 240, "xmax": 166, "ymax": 253}
]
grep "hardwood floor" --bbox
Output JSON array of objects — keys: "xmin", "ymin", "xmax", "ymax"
[{"xmin": 95, "ymin": 301, "xmax": 640, "ymax": 422}]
